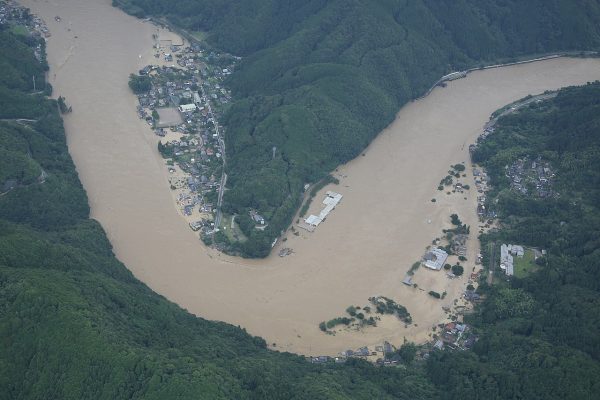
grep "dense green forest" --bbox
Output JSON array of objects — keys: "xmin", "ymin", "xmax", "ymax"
[
  {"xmin": 114, "ymin": 0, "xmax": 600, "ymax": 256},
  {"xmin": 0, "ymin": 25, "xmax": 442, "ymax": 400},
  {"xmin": 425, "ymin": 82, "xmax": 600, "ymax": 399}
]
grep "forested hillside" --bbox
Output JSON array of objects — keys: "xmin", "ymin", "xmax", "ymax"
[
  {"xmin": 426, "ymin": 82, "xmax": 600, "ymax": 399},
  {"xmin": 0, "ymin": 25, "xmax": 439, "ymax": 400},
  {"xmin": 114, "ymin": 0, "xmax": 600, "ymax": 256}
]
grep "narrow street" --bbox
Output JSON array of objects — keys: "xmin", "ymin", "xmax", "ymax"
[
  {"xmin": 487, "ymin": 241, "xmax": 496, "ymax": 285},
  {"xmin": 199, "ymin": 81, "xmax": 227, "ymax": 235}
]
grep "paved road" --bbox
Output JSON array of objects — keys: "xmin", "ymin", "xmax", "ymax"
[
  {"xmin": 487, "ymin": 241, "xmax": 496, "ymax": 285},
  {"xmin": 487, "ymin": 92, "xmax": 557, "ymax": 129},
  {"xmin": 0, "ymin": 168, "xmax": 47, "ymax": 197},
  {"xmin": 199, "ymin": 81, "xmax": 227, "ymax": 235},
  {"xmin": 214, "ymin": 172, "xmax": 227, "ymax": 230},
  {"xmin": 0, "ymin": 118, "xmax": 38, "ymax": 123}
]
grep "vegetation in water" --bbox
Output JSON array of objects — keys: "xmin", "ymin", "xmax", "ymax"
[
  {"xmin": 428, "ymin": 291, "xmax": 441, "ymax": 299},
  {"xmin": 369, "ymin": 296, "xmax": 412, "ymax": 324},
  {"xmin": 128, "ymin": 73, "xmax": 152, "ymax": 94}
]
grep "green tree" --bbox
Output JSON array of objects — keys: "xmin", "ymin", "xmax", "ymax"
[
  {"xmin": 398, "ymin": 342, "xmax": 418, "ymax": 364},
  {"xmin": 128, "ymin": 73, "xmax": 151, "ymax": 93},
  {"xmin": 451, "ymin": 265, "xmax": 464, "ymax": 276}
]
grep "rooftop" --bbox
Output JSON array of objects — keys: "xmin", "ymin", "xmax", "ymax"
[
  {"xmin": 423, "ymin": 248, "xmax": 448, "ymax": 271},
  {"xmin": 304, "ymin": 191, "xmax": 343, "ymax": 227}
]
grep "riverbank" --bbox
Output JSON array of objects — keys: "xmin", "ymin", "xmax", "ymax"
[
  {"xmin": 417, "ymin": 51, "xmax": 599, "ymax": 100},
  {"xmin": 22, "ymin": 0, "xmax": 600, "ymax": 356}
]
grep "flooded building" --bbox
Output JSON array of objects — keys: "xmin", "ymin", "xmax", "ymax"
[
  {"xmin": 423, "ymin": 248, "xmax": 448, "ymax": 271},
  {"xmin": 304, "ymin": 191, "xmax": 343, "ymax": 228}
]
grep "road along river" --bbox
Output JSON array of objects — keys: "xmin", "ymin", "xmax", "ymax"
[{"xmin": 23, "ymin": 0, "xmax": 600, "ymax": 356}]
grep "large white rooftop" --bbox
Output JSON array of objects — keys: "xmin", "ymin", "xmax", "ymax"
[
  {"xmin": 500, "ymin": 244, "xmax": 515, "ymax": 276},
  {"xmin": 179, "ymin": 103, "xmax": 197, "ymax": 113},
  {"xmin": 304, "ymin": 191, "xmax": 343, "ymax": 227},
  {"xmin": 423, "ymin": 248, "xmax": 448, "ymax": 271}
]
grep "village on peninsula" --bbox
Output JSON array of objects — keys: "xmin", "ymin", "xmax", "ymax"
[{"xmin": 129, "ymin": 28, "xmax": 351, "ymax": 255}]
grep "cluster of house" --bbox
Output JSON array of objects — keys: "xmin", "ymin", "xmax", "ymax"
[
  {"xmin": 473, "ymin": 168, "xmax": 496, "ymax": 220},
  {"xmin": 468, "ymin": 122, "xmax": 495, "ymax": 161},
  {"xmin": 464, "ymin": 290, "xmax": 481, "ymax": 302},
  {"xmin": 470, "ymin": 120, "xmax": 557, "ymax": 228},
  {"xmin": 499, "ymin": 243, "xmax": 525, "ymax": 276},
  {"xmin": 469, "ymin": 123, "xmax": 500, "ymax": 223},
  {"xmin": 309, "ymin": 348, "xmax": 369, "ymax": 365},
  {"xmin": 311, "ymin": 341, "xmax": 403, "ymax": 366},
  {"xmin": 133, "ymin": 42, "xmax": 239, "ymax": 236},
  {"xmin": 464, "ymin": 270, "xmax": 483, "ymax": 302},
  {"xmin": 341, "ymin": 346, "xmax": 372, "ymax": 358},
  {"xmin": 450, "ymin": 234, "xmax": 468, "ymax": 258},
  {"xmin": 136, "ymin": 67, "xmax": 229, "ymax": 131},
  {"xmin": 162, "ymin": 135, "xmax": 221, "ymax": 232},
  {"xmin": 432, "ymin": 322, "xmax": 476, "ymax": 351},
  {"xmin": 311, "ymin": 324, "xmax": 478, "ymax": 365},
  {"xmin": 0, "ymin": 1, "xmax": 49, "ymax": 39},
  {"xmin": 505, "ymin": 156, "xmax": 556, "ymax": 198}
]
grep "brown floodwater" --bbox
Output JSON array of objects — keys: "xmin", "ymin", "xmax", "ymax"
[{"xmin": 22, "ymin": 0, "xmax": 600, "ymax": 355}]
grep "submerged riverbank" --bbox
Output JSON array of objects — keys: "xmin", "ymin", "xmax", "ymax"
[{"xmin": 22, "ymin": 0, "xmax": 600, "ymax": 356}]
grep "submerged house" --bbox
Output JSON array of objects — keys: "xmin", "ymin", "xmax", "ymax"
[
  {"xmin": 423, "ymin": 248, "xmax": 448, "ymax": 271},
  {"xmin": 305, "ymin": 191, "xmax": 343, "ymax": 227}
]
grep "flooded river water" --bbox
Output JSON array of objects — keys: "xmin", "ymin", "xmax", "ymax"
[{"xmin": 22, "ymin": 0, "xmax": 600, "ymax": 355}]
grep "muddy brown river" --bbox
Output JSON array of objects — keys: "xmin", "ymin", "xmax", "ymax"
[{"xmin": 22, "ymin": 0, "xmax": 600, "ymax": 355}]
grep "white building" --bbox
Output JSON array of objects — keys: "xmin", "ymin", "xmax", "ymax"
[
  {"xmin": 193, "ymin": 92, "xmax": 202, "ymax": 107},
  {"xmin": 500, "ymin": 244, "xmax": 514, "ymax": 276},
  {"xmin": 304, "ymin": 191, "xmax": 343, "ymax": 227},
  {"xmin": 510, "ymin": 245, "xmax": 524, "ymax": 257},
  {"xmin": 178, "ymin": 103, "xmax": 196, "ymax": 113},
  {"xmin": 423, "ymin": 248, "xmax": 448, "ymax": 271}
]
